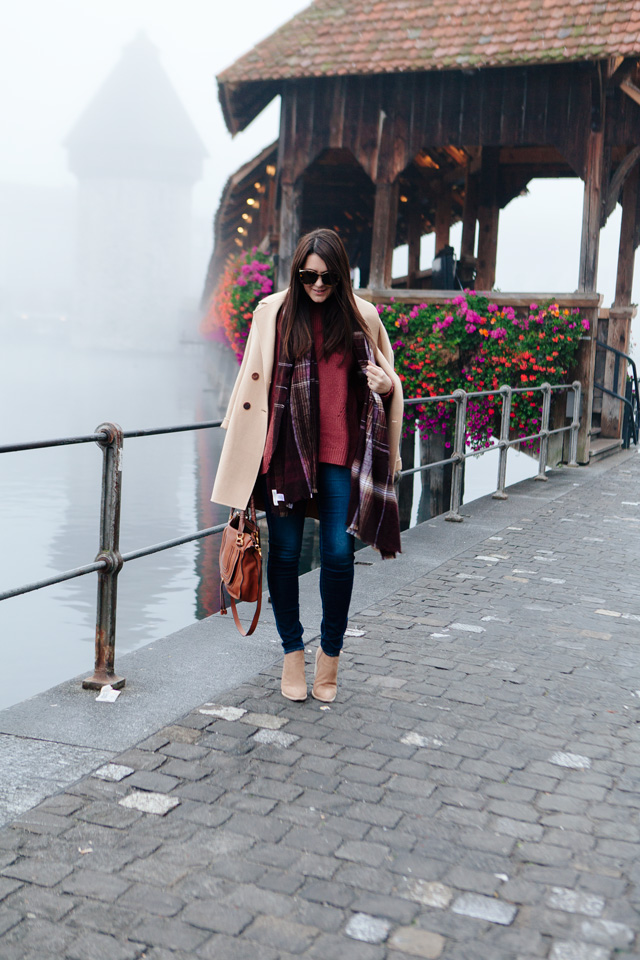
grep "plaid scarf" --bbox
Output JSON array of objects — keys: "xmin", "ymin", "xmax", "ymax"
[
  {"xmin": 266, "ymin": 326, "xmax": 401, "ymax": 558},
  {"xmin": 264, "ymin": 340, "xmax": 319, "ymax": 515},
  {"xmin": 346, "ymin": 330, "xmax": 401, "ymax": 559}
]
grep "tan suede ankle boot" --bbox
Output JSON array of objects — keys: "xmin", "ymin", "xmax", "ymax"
[
  {"xmin": 312, "ymin": 647, "xmax": 339, "ymax": 702},
  {"xmin": 281, "ymin": 650, "xmax": 307, "ymax": 701}
]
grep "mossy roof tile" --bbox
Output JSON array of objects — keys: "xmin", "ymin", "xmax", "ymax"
[{"xmin": 219, "ymin": 0, "xmax": 640, "ymax": 85}]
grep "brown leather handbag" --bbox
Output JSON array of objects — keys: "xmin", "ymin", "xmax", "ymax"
[{"xmin": 219, "ymin": 497, "xmax": 262, "ymax": 636}]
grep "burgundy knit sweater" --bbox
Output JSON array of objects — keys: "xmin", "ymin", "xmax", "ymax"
[{"xmin": 312, "ymin": 304, "xmax": 358, "ymax": 466}]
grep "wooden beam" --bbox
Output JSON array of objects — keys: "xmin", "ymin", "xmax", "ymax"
[
  {"xmin": 578, "ymin": 127, "xmax": 605, "ymax": 292},
  {"xmin": 608, "ymin": 57, "xmax": 636, "ymax": 87},
  {"xmin": 499, "ymin": 146, "xmax": 569, "ymax": 166},
  {"xmin": 277, "ymin": 181, "xmax": 302, "ymax": 289},
  {"xmin": 602, "ymin": 146, "xmax": 640, "ymax": 226},
  {"xmin": 369, "ymin": 181, "xmax": 398, "ymax": 289},
  {"xmin": 620, "ymin": 79, "xmax": 640, "ymax": 107},
  {"xmin": 357, "ymin": 290, "xmax": 602, "ymax": 309}
]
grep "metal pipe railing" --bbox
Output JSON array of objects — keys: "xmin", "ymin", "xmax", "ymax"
[
  {"xmin": 398, "ymin": 381, "xmax": 582, "ymax": 522},
  {"xmin": 594, "ymin": 341, "xmax": 639, "ymax": 446},
  {"xmin": 0, "ymin": 380, "xmax": 582, "ymax": 688}
]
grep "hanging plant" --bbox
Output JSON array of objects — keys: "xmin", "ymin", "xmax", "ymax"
[
  {"xmin": 378, "ymin": 294, "xmax": 587, "ymax": 451},
  {"xmin": 200, "ymin": 249, "xmax": 275, "ymax": 361}
]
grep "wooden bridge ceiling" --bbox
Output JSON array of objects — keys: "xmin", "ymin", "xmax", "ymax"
[{"xmin": 209, "ymin": 140, "xmax": 580, "ymax": 284}]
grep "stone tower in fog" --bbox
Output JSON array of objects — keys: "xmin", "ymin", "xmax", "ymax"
[{"xmin": 66, "ymin": 33, "xmax": 206, "ymax": 350}]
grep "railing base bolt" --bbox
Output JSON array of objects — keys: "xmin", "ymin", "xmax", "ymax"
[
  {"xmin": 492, "ymin": 491, "xmax": 508, "ymax": 500},
  {"xmin": 444, "ymin": 512, "xmax": 464, "ymax": 523}
]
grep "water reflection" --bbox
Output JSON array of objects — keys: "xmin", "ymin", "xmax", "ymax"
[{"xmin": 0, "ymin": 336, "xmax": 539, "ymax": 711}]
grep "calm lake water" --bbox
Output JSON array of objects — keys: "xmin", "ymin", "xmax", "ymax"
[{"xmin": 0, "ymin": 334, "xmax": 539, "ymax": 711}]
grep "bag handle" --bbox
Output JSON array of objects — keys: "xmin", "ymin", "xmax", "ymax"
[{"xmin": 228, "ymin": 496, "xmax": 257, "ymax": 537}]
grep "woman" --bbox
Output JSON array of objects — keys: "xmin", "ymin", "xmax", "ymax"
[{"xmin": 212, "ymin": 228, "xmax": 402, "ymax": 703}]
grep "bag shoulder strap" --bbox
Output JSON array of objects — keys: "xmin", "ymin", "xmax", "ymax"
[
  {"xmin": 219, "ymin": 562, "xmax": 263, "ymax": 637},
  {"xmin": 228, "ymin": 589, "xmax": 262, "ymax": 637}
]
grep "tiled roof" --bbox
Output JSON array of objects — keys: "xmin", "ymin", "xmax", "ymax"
[{"xmin": 218, "ymin": 0, "xmax": 640, "ymax": 84}]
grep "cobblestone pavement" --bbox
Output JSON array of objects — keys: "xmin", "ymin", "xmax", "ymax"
[{"xmin": 2, "ymin": 453, "xmax": 640, "ymax": 959}]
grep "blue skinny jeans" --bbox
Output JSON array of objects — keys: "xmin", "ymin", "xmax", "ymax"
[{"xmin": 263, "ymin": 464, "xmax": 355, "ymax": 657}]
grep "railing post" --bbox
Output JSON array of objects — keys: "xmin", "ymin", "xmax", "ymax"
[
  {"xmin": 83, "ymin": 422, "xmax": 125, "ymax": 690},
  {"xmin": 567, "ymin": 381, "xmax": 582, "ymax": 467},
  {"xmin": 535, "ymin": 383, "xmax": 552, "ymax": 481},
  {"xmin": 445, "ymin": 390, "xmax": 467, "ymax": 523},
  {"xmin": 493, "ymin": 384, "xmax": 512, "ymax": 500}
]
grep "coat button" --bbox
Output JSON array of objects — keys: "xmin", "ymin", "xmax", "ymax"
[
  {"xmin": 251, "ymin": 372, "xmax": 259, "ymax": 380},
  {"xmin": 243, "ymin": 402, "xmax": 251, "ymax": 410}
]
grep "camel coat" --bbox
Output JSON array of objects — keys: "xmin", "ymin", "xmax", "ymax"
[{"xmin": 211, "ymin": 289, "xmax": 404, "ymax": 510}]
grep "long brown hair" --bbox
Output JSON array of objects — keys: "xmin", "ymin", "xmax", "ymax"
[{"xmin": 279, "ymin": 228, "xmax": 372, "ymax": 361}]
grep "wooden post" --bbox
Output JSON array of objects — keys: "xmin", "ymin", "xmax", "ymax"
[
  {"xmin": 434, "ymin": 187, "xmax": 451, "ymax": 253},
  {"xmin": 575, "ymin": 306, "xmax": 599, "ymax": 463},
  {"xmin": 578, "ymin": 128, "xmax": 605, "ymax": 291},
  {"xmin": 407, "ymin": 201, "xmax": 421, "ymax": 288},
  {"xmin": 459, "ymin": 170, "xmax": 479, "ymax": 288},
  {"xmin": 614, "ymin": 162, "xmax": 639, "ymax": 306},
  {"xmin": 600, "ymin": 306, "xmax": 635, "ymax": 438},
  {"xmin": 600, "ymin": 163, "xmax": 640, "ymax": 437},
  {"xmin": 476, "ymin": 148, "xmax": 500, "ymax": 291},
  {"xmin": 370, "ymin": 180, "xmax": 398, "ymax": 289},
  {"xmin": 277, "ymin": 180, "xmax": 302, "ymax": 289}
]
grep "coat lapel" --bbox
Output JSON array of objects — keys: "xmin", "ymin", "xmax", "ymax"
[{"xmin": 252, "ymin": 290, "xmax": 286, "ymax": 387}]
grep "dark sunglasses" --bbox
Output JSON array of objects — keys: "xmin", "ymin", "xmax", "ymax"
[{"xmin": 298, "ymin": 269, "xmax": 340, "ymax": 286}]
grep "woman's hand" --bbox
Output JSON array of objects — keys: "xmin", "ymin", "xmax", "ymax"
[{"xmin": 365, "ymin": 361, "xmax": 392, "ymax": 396}]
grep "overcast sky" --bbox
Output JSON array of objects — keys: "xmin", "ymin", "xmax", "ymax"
[{"xmin": 1, "ymin": 0, "xmax": 638, "ymax": 329}]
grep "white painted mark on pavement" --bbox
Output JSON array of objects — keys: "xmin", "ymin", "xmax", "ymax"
[
  {"xmin": 549, "ymin": 752, "xmax": 591, "ymax": 770},
  {"xmin": 199, "ymin": 705, "xmax": 247, "ymax": 721},
  {"xmin": 345, "ymin": 914, "xmax": 390, "ymax": 944},
  {"xmin": 93, "ymin": 764, "xmax": 133, "ymax": 782},
  {"xmin": 119, "ymin": 791, "xmax": 180, "ymax": 816}
]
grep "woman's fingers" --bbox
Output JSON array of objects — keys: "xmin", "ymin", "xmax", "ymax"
[{"xmin": 365, "ymin": 362, "xmax": 391, "ymax": 394}]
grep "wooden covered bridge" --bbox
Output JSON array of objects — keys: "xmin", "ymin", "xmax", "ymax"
[{"xmin": 205, "ymin": 0, "xmax": 640, "ymax": 464}]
